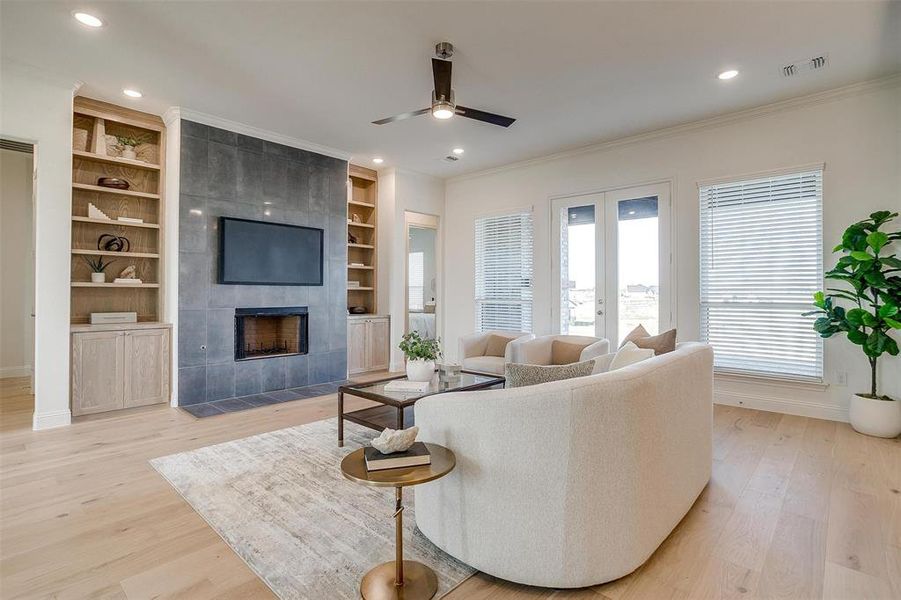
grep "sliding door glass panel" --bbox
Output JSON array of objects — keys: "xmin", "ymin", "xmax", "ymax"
[
  {"xmin": 616, "ymin": 197, "xmax": 659, "ymax": 342},
  {"xmin": 560, "ymin": 205, "xmax": 596, "ymax": 336}
]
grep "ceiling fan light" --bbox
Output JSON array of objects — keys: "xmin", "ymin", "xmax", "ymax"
[{"xmin": 432, "ymin": 103, "xmax": 454, "ymax": 120}]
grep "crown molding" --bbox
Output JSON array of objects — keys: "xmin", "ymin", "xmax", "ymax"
[
  {"xmin": 166, "ymin": 106, "xmax": 352, "ymax": 161},
  {"xmin": 448, "ymin": 73, "xmax": 901, "ymax": 184}
]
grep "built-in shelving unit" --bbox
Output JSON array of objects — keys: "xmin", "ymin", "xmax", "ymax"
[
  {"xmin": 347, "ymin": 165, "xmax": 378, "ymax": 314},
  {"xmin": 70, "ymin": 97, "xmax": 166, "ymax": 324}
]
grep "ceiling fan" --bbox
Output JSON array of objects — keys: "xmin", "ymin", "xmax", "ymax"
[{"xmin": 372, "ymin": 42, "xmax": 516, "ymax": 128}]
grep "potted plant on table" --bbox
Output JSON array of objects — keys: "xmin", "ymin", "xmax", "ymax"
[
  {"xmin": 399, "ymin": 331, "xmax": 442, "ymax": 382},
  {"xmin": 806, "ymin": 211, "xmax": 900, "ymax": 437},
  {"xmin": 82, "ymin": 256, "xmax": 117, "ymax": 284}
]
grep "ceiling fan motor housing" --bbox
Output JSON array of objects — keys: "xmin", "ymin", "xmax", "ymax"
[{"xmin": 435, "ymin": 41, "xmax": 454, "ymax": 60}]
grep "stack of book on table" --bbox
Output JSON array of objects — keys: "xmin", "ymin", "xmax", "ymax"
[
  {"xmin": 383, "ymin": 379, "xmax": 430, "ymax": 393},
  {"xmin": 365, "ymin": 442, "xmax": 431, "ymax": 471}
]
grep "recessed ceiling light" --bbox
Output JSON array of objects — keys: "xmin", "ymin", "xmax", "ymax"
[
  {"xmin": 452, "ymin": 148, "xmax": 464, "ymax": 155},
  {"xmin": 717, "ymin": 69, "xmax": 739, "ymax": 80},
  {"xmin": 73, "ymin": 12, "xmax": 103, "ymax": 27},
  {"xmin": 264, "ymin": 209, "xmax": 271, "ymax": 216},
  {"xmin": 628, "ymin": 210, "xmax": 636, "ymax": 215},
  {"xmin": 122, "ymin": 89, "xmax": 143, "ymax": 98},
  {"xmin": 372, "ymin": 157, "xmax": 384, "ymax": 164}
]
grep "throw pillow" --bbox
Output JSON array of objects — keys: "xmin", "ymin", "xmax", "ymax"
[
  {"xmin": 505, "ymin": 359, "xmax": 596, "ymax": 388},
  {"xmin": 634, "ymin": 328, "xmax": 677, "ymax": 355},
  {"xmin": 619, "ymin": 324, "xmax": 677, "ymax": 355},
  {"xmin": 609, "ymin": 341, "xmax": 655, "ymax": 370},
  {"xmin": 550, "ymin": 340, "xmax": 589, "ymax": 365},
  {"xmin": 620, "ymin": 324, "xmax": 650, "ymax": 348},
  {"xmin": 484, "ymin": 334, "xmax": 514, "ymax": 357}
]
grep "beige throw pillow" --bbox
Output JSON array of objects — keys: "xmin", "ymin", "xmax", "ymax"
[
  {"xmin": 550, "ymin": 340, "xmax": 589, "ymax": 365},
  {"xmin": 620, "ymin": 325, "xmax": 677, "ymax": 355},
  {"xmin": 505, "ymin": 360, "xmax": 596, "ymax": 388},
  {"xmin": 484, "ymin": 334, "xmax": 514, "ymax": 357},
  {"xmin": 609, "ymin": 341, "xmax": 655, "ymax": 371}
]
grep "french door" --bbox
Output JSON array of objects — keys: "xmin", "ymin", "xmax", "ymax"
[{"xmin": 551, "ymin": 183, "xmax": 671, "ymax": 345}]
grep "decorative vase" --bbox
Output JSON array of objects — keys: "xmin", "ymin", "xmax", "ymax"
[
  {"xmin": 849, "ymin": 393, "xmax": 901, "ymax": 438},
  {"xmin": 91, "ymin": 272, "xmax": 106, "ymax": 283},
  {"xmin": 121, "ymin": 146, "xmax": 136, "ymax": 160},
  {"xmin": 406, "ymin": 358, "xmax": 435, "ymax": 382}
]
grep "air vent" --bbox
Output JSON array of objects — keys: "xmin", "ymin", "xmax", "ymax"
[
  {"xmin": 0, "ymin": 139, "xmax": 34, "ymax": 153},
  {"xmin": 782, "ymin": 54, "xmax": 828, "ymax": 77},
  {"xmin": 443, "ymin": 155, "xmax": 460, "ymax": 163}
]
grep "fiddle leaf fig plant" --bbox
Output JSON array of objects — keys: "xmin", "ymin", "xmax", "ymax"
[{"xmin": 805, "ymin": 211, "xmax": 900, "ymax": 399}]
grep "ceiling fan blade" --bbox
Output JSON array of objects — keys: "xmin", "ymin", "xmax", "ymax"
[
  {"xmin": 432, "ymin": 58, "xmax": 452, "ymax": 100},
  {"xmin": 455, "ymin": 106, "xmax": 516, "ymax": 128},
  {"xmin": 371, "ymin": 108, "xmax": 431, "ymax": 125}
]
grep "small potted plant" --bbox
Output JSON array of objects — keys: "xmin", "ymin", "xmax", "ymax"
[
  {"xmin": 83, "ymin": 256, "xmax": 116, "ymax": 283},
  {"xmin": 807, "ymin": 210, "xmax": 900, "ymax": 438},
  {"xmin": 116, "ymin": 135, "xmax": 141, "ymax": 160},
  {"xmin": 398, "ymin": 331, "xmax": 442, "ymax": 382}
]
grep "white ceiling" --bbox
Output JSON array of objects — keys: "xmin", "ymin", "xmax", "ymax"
[{"xmin": 2, "ymin": 1, "xmax": 899, "ymax": 177}]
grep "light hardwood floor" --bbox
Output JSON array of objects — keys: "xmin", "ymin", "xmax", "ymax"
[{"xmin": 1, "ymin": 375, "xmax": 898, "ymax": 599}]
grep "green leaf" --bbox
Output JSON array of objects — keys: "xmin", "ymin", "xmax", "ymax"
[
  {"xmin": 813, "ymin": 291, "xmax": 825, "ymax": 308},
  {"xmin": 864, "ymin": 270, "xmax": 888, "ymax": 288},
  {"xmin": 842, "ymin": 225, "xmax": 869, "ymax": 252},
  {"xmin": 864, "ymin": 330, "xmax": 889, "ymax": 357},
  {"xmin": 847, "ymin": 328, "xmax": 868, "ymax": 345},
  {"xmin": 832, "ymin": 244, "xmax": 844, "ymax": 253},
  {"xmin": 882, "ymin": 256, "xmax": 901, "ymax": 269},
  {"xmin": 879, "ymin": 303, "xmax": 899, "ymax": 318},
  {"xmin": 846, "ymin": 308, "xmax": 868, "ymax": 326},
  {"xmin": 851, "ymin": 250, "xmax": 875, "ymax": 262},
  {"xmin": 884, "ymin": 317, "xmax": 901, "ymax": 330},
  {"xmin": 813, "ymin": 318, "xmax": 833, "ymax": 333},
  {"xmin": 886, "ymin": 337, "xmax": 899, "ymax": 356},
  {"xmin": 867, "ymin": 231, "xmax": 889, "ymax": 252},
  {"xmin": 861, "ymin": 311, "xmax": 878, "ymax": 327}
]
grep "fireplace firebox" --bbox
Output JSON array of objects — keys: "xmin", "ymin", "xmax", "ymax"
[{"xmin": 234, "ymin": 306, "xmax": 309, "ymax": 361}]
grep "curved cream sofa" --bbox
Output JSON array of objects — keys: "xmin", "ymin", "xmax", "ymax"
[{"xmin": 414, "ymin": 342, "xmax": 713, "ymax": 588}]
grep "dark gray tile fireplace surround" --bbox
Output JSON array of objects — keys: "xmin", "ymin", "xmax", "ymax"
[{"xmin": 178, "ymin": 120, "xmax": 348, "ymax": 407}]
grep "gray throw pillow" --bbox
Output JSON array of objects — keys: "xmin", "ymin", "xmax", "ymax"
[{"xmin": 504, "ymin": 359, "xmax": 596, "ymax": 388}]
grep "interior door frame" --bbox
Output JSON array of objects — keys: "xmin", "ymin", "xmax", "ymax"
[{"xmin": 549, "ymin": 179, "xmax": 676, "ymax": 343}]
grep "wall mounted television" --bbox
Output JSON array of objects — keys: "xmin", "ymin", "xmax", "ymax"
[{"xmin": 218, "ymin": 217, "xmax": 323, "ymax": 286}]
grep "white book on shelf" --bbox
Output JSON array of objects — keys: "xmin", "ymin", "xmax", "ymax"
[
  {"xmin": 117, "ymin": 216, "xmax": 144, "ymax": 223},
  {"xmin": 113, "ymin": 278, "xmax": 143, "ymax": 284}
]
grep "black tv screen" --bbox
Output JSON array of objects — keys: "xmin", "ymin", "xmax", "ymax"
[{"xmin": 218, "ymin": 217, "xmax": 323, "ymax": 286}]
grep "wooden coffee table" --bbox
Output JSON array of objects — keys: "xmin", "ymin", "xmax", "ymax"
[
  {"xmin": 337, "ymin": 371, "xmax": 504, "ymax": 446},
  {"xmin": 341, "ymin": 443, "xmax": 456, "ymax": 600}
]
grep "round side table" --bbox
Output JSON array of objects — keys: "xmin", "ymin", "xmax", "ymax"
[{"xmin": 341, "ymin": 443, "xmax": 456, "ymax": 600}]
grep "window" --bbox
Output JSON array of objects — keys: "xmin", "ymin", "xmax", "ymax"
[
  {"xmin": 408, "ymin": 251, "xmax": 424, "ymax": 311},
  {"xmin": 475, "ymin": 210, "xmax": 534, "ymax": 332},
  {"xmin": 699, "ymin": 168, "xmax": 823, "ymax": 380}
]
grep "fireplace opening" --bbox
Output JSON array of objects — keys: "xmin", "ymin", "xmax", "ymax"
[{"xmin": 235, "ymin": 306, "xmax": 308, "ymax": 361}]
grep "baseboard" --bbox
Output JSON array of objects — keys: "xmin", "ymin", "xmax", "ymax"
[
  {"xmin": 715, "ymin": 391, "xmax": 848, "ymax": 423},
  {"xmin": 0, "ymin": 365, "xmax": 32, "ymax": 378},
  {"xmin": 33, "ymin": 409, "xmax": 72, "ymax": 430}
]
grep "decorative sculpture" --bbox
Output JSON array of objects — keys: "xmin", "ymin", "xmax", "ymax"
[
  {"xmin": 371, "ymin": 426, "xmax": 419, "ymax": 454},
  {"xmin": 118, "ymin": 265, "xmax": 137, "ymax": 280},
  {"xmin": 98, "ymin": 234, "xmax": 130, "ymax": 253}
]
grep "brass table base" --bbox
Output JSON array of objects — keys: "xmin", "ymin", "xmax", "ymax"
[{"xmin": 360, "ymin": 560, "xmax": 438, "ymax": 599}]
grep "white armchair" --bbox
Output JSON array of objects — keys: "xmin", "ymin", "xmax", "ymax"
[
  {"xmin": 509, "ymin": 334, "xmax": 610, "ymax": 372},
  {"xmin": 458, "ymin": 330, "xmax": 534, "ymax": 375}
]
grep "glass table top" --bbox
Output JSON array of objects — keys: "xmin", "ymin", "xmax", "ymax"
[{"xmin": 342, "ymin": 371, "xmax": 504, "ymax": 404}]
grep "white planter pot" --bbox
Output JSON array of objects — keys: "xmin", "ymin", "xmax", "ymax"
[
  {"xmin": 91, "ymin": 272, "xmax": 106, "ymax": 283},
  {"xmin": 849, "ymin": 393, "xmax": 901, "ymax": 438},
  {"xmin": 406, "ymin": 359, "xmax": 435, "ymax": 382},
  {"xmin": 121, "ymin": 146, "xmax": 136, "ymax": 160}
]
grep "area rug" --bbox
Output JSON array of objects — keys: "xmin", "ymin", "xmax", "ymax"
[{"xmin": 150, "ymin": 418, "xmax": 474, "ymax": 599}]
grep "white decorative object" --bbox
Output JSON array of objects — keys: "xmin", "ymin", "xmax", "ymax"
[
  {"xmin": 119, "ymin": 265, "xmax": 137, "ymax": 280},
  {"xmin": 348, "ymin": 280, "xmax": 360, "ymax": 288},
  {"xmin": 88, "ymin": 203, "xmax": 111, "ymax": 220},
  {"xmin": 120, "ymin": 145, "xmax": 137, "ymax": 160},
  {"xmin": 406, "ymin": 358, "xmax": 435, "ymax": 382},
  {"xmin": 849, "ymin": 394, "xmax": 901, "ymax": 438},
  {"xmin": 90, "ymin": 312, "xmax": 137, "ymax": 324},
  {"xmin": 90, "ymin": 272, "xmax": 105, "ymax": 283},
  {"xmin": 384, "ymin": 380, "xmax": 430, "ymax": 393},
  {"xmin": 608, "ymin": 341, "xmax": 654, "ymax": 370},
  {"xmin": 371, "ymin": 426, "xmax": 419, "ymax": 455},
  {"xmin": 117, "ymin": 216, "xmax": 144, "ymax": 224},
  {"xmin": 114, "ymin": 278, "xmax": 143, "ymax": 284}
]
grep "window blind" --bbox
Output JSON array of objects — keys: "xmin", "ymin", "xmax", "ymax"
[
  {"xmin": 475, "ymin": 211, "xmax": 534, "ymax": 332},
  {"xmin": 699, "ymin": 169, "xmax": 823, "ymax": 380},
  {"xmin": 408, "ymin": 252, "xmax": 424, "ymax": 311}
]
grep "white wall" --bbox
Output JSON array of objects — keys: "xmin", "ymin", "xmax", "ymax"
[
  {"xmin": 0, "ymin": 63, "xmax": 76, "ymax": 429},
  {"xmin": 0, "ymin": 148, "xmax": 35, "ymax": 378},
  {"xmin": 444, "ymin": 79, "xmax": 901, "ymax": 421},
  {"xmin": 377, "ymin": 168, "xmax": 445, "ymax": 370}
]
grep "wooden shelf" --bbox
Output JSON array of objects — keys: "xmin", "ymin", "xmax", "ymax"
[
  {"xmin": 72, "ymin": 249, "xmax": 160, "ymax": 259},
  {"xmin": 348, "ymin": 221, "xmax": 375, "ymax": 229},
  {"xmin": 348, "ymin": 287, "xmax": 374, "ymax": 292},
  {"xmin": 72, "ymin": 216, "xmax": 160, "ymax": 229},
  {"xmin": 73, "ymin": 150, "xmax": 161, "ymax": 171},
  {"xmin": 348, "ymin": 264, "xmax": 374, "ymax": 270},
  {"xmin": 348, "ymin": 243, "xmax": 374, "ymax": 249},
  {"xmin": 348, "ymin": 200, "xmax": 376, "ymax": 209},
  {"xmin": 73, "ymin": 183, "xmax": 160, "ymax": 199},
  {"xmin": 72, "ymin": 282, "xmax": 160, "ymax": 288}
]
